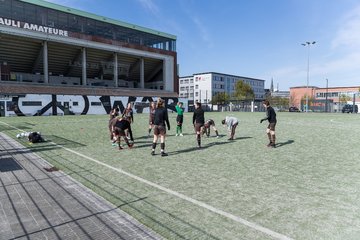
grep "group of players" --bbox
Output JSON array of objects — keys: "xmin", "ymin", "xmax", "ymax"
[{"xmin": 108, "ymin": 99, "xmax": 277, "ymax": 157}]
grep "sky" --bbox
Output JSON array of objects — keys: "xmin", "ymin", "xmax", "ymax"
[{"xmin": 47, "ymin": 0, "xmax": 360, "ymax": 90}]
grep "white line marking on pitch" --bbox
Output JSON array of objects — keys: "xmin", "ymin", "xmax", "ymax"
[
  {"xmin": 330, "ymin": 119, "xmax": 343, "ymax": 124},
  {"xmin": 0, "ymin": 121, "xmax": 294, "ymax": 240}
]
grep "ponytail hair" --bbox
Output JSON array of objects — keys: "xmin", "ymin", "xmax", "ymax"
[
  {"xmin": 262, "ymin": 100, "xmax": 270, "ymax": 106},
  {"xmin": 156, "ymin": 98, "xmax": 165, "ymax": 108}
]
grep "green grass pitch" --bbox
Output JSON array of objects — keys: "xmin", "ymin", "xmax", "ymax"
[{"xmin": 1, "ymin": 112, "xmax": 360, "ymax": 239}]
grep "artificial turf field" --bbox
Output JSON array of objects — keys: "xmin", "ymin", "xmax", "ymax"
[{"xmin": 0, "ymin": 111, "xmax": 359, "ymax": 240}]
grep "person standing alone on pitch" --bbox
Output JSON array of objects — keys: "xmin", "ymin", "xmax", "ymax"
[
  {"xmin": 193, "ymin": 102, "xmax": 205, "ymax": 148},
  {"xmin": 260, "ymin": 100, "xmax": 277, "ymax": 148},
  {"xmin": 221, "ymin": 116, "xmax": 238, "ymax": 140},
  {"xmin": 151, "ymin": 98, "xmax": 170, "ymax": 156},
  {"xmin": 175, "ymin": 102, "xmax": 184, "ymax": 136}
]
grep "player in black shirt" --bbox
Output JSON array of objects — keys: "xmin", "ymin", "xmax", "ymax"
[
  {"xmin": 151, "ymin": 98, "xmax": 170, "ymax": 156},
  {"xmin": 192, "ymin": 102, "xmax": 205, "ymax": 148},
  {"xmin": 111, "ymin": 117, "xmax": 134, "ymax": 150},
  {"xmin": 260, "ymin": 100, "xmax": 277, "ymax": 148},
  {"xmin": 28, "ymin": 132, "xmax": 45, "ymax": 143}
]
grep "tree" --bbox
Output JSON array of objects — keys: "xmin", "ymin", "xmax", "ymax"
[
  {"xmin": 267, "ymin": 96, "xmax": 289, "ymax": 110},
  {"xmin": 234, "ymin": 81, "xmax": 254, "ymax": 101},
  {"xmin": 211, "ymin": 92, "xmax": 230, "ymax": 105},
  {"xmin": 289, "ymin": 94, "xmax": 296, "ymax": 107},
  {"xmin": 339, "ymin": 94, "xmax": 351, "ymax": 104},
  {"xmin": 301, "ymin": 94, "xmax": 315, "ymax": 111}
]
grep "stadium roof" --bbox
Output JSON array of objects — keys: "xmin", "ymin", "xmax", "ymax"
[{"xmin": 20, "ymin": 0, "xmax": 177, "ymax": 40}]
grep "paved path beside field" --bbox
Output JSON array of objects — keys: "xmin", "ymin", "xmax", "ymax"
[{"xmin": 0, "ymin": 133, "xmax": 162, "ymax": 240}]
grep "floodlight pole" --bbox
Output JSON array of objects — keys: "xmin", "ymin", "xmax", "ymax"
[
  {"xmin": 302, "ymin": 41, "xmax": 316, "ymax": 112},
  {"xmin": 325, "ymin": 78, "xmax": 328, "ymax": 112}
]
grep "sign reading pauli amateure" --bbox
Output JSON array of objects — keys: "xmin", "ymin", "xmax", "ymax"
[{"xmin": 0, "ymin": 17, "xmax": 68, "ymax": 37}]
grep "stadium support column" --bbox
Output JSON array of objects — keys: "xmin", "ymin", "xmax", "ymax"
[
  {"xmin": 43, "ymin": 41, "xmax": 49, "ymax": 84},
  {"xmin": 162, "ymin": 57, "xmax": 174, "ymax": 91},
  {"xmin": 114, "ymin": 53, "xmax": 118, "ymax": 87},
  {"xmin": 82, "ymin": 47, "xmax": 87, "ymax": 86},
  {"xmin": 140, "ymin": 57, "xmax": 144, "ymax": 88}
]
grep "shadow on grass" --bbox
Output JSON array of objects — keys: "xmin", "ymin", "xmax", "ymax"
[
  {"xmin": 3, "ymin": 135, "xmax": 87, "ymax": 154},
  {"xmin": 168, "ymin": 140, "xmax": 237, "ymax": 155},
  {"xmin": 23, "ymin": 122, "xmax": 37, "ymax": 126},
  {"xmin": 203, "ymin": 134, "xmax": 227, "ymax": 138},
  {"xmin": 45, "ymin": 135, "xmax": 86, "ymax": 148},
  {"xmin": 0, "ymin": 124, "xmax": 33, "ymax": 132},
  {"xmin": 3, "ymin": 141, "xmax": 62, "ymax": 154},
  {"xmin": 276, "ymin": 140, "xmax": 295, "ymax": 148},
  {"xmin": 133, "ymin": 143, "xmax": 153, "ymax": 149},
  {"xmin": 138, "ymin": 133, "xmax": 195, "ymax": 139},
  {"xmin": 234, "ymin": 136, "xmax": 252, "ymax": 140},
  {"xmin": 136, "ymin": 135, "xmax": 152, "ymax": 140}
]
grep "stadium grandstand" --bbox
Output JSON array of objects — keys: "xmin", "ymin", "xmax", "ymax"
[{"xmin": 0, "ymin": 0, "xmax": 180, "ymax": 116}]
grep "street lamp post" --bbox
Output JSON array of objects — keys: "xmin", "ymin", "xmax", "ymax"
[
  {"xmin": 325, "ymin": 78, "xmax": 328, "ymax": 112},
  {"xmin": 301, "ymin": 41, "xmax": 316, "ymax": 112}
]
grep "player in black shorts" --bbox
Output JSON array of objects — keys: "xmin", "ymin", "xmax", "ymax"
[
  {"xmin": 202, "ymin": 119, "xmax": 219, "ymax": 138},
  {"xmin": 122, "ymin": 102, "xmax": 134, "ymax": 139},
  {"xmin": 148, "ymin": 101, "xmax": 156, "ymax": 136},
  {"xmin": 192, "ymin": 102, "xmax": 205, "ymax": 148},
  {"xmin": 151, "ymin": 98, "xmax": 170, "ymax": 157},
  {"xmin": 111, "ymin": 117, "xmax": 134, "ymax": 150},
  {"xmin": 260, "ymin": 100, "xmax": 277, "ymax": 148},
  {"xmin": 108, "ymin": 107, "xmax": 119, "ymax": 141}
]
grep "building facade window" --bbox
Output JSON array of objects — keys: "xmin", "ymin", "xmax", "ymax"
[
  {"xmin": 4, "ymin": 0, "xmax": 176, "ymax": 52},
  {"xmin": 22, "ymin": 101, "xmax": 42, "ymax": 106}
]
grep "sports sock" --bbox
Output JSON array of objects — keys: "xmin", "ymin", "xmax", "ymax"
[
  {"xmin": 215, "ymin": 130, "xmax": 219, "ymax": 136},
  {"xmin": 152, "ymin": 142, "xmax": 157, "ymax": 151},
  {"xmin": 148, "ymin": 128, "xmax": 151, "ymax": 134},
  {"xmin": 197, "ymin": 133, "xmax": 201, "ymax": 147},
  {"xmin": 161, "ymin": 143, "xmax": 165, "ymax": 152},
  {"xmin": 267, "ymin": 132, "xmax": 272, "ymax": 143},
  {"xmin": 271, "ymin": 134, "xmax": 276, "ymax": 144}
]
